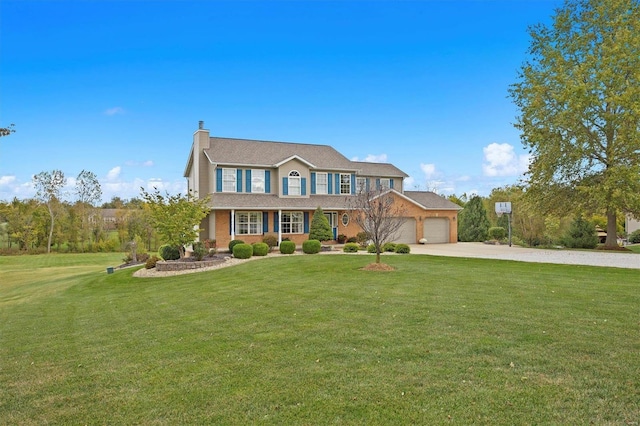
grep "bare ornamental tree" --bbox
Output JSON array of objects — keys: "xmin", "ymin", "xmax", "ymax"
[{"xmin": 347, "ymin": 188, "xmax": 408, "ymax": 264}]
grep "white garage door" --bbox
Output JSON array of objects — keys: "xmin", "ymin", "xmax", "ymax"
[
  {"xmin": 423, "ymin": 218, "xmax": 449, "ymax": 244},
  {"xmin": 395, "ymin": 218, "xmax": 417, "ymax": 244}
]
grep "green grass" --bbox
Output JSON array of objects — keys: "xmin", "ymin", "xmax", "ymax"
[{"xmin": 1, "ymin": 253, "xmax": 639, "ymax": 424}]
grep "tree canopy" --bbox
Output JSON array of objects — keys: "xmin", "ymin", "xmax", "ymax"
[
  {"xmin": 509, "ymin": 0, "xmax": 640, "ymax": 247},
  {"xmin": 33, "ymin": 170, "xmax": 66, "ymax": 253},
  {"xmin": 140, "ymin": 188, "xmax": 211, "ymax": 259}
]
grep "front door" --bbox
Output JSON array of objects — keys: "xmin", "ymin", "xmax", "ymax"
[{"xmin": 324, "ymin": 212, "xmax": 338, "ymax": 240}]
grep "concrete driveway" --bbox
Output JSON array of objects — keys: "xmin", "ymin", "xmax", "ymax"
[{"xmin": 408, "ymin": 242, "xmax": 640, "ymax": 270}]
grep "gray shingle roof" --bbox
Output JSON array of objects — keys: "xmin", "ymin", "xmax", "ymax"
[
  {"xmin": 210, "ymin": 193, "xmax": 353, "ymax": 210},
  {"xmin": 205, "ymin": 137, "xmax": 357, "ymax": 170},
  {"xmin": 403, "ymin": 191, "xmax": 463, "ymax": 210},
  {"xmin": 351, "ymin": 161, "xmax": 408, "ymax": 178}
]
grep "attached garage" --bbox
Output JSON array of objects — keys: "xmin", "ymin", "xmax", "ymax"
[
  {"xmin": 395, "ymin": 218, "xmax": 417, "ymax": 244},
  {"xmin": 423, "ymin": 218, "xmax": 449, "ymax": 244}
]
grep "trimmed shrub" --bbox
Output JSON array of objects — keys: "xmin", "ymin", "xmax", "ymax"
[
  {"xmin": 309, "ymin": 207, "xmax": 333, "ymax": 241},
  {"xmin": 343, "ymin": 243, "xmax": 360, "ymax": 253},
  {"xmin": 629, "ymin": 229, "xmax": 640, "ymax": 244},
  {"xmin": 303, "ymin": 239, "xmax": 321, "ymax": 254},
  {"xmin": 252, "ymin": 242, "xmax": 269, "ymax": 256},
  {"xmin": 158, "ymin": 244, "xmax": 180, "ymax": 261},
  {"xmin": 366, "ymin": 243, "xmax": 377, "ymax": 253},
  {"xmin": 279, "ymin": 240, "xmax": 296, "ymax": 254},
  {"xmin": 337, "ymin": 234, "xmax": 347, "ymax": 244},
  {"xmin": 488, "ymin": 227, "xmax": 506, "ymax": 240},
  {"xmin": 262, "ymin": 235, "xmax": 278, "ymax": 251},
  {"xmin": 356, "ymin": 232, "xmax": 369, "ymax": 247},
  {"xmin": 145, "ymin": 255, "xmax": 160, "ymax": 269},
  {"xmin": 233, "ymin": 243, "xmax": 253, "ymax": 259},
  {"xmin": 228, "ymin": 239, "xmax": 245, "ymax": 252},
  {"xmin": 346, "ymin": 237, "xmax": 357, "ymax": 243},
  {"xmin": 383, "ymin": 242, "xmax": 397, "ymax": 252},
  {"xmin": 395, "ymin": 244, "xmax": 411, "ymax": 254},
  {"xmin": 192, "ymin": 241, "xmax": 207, "ymax": 261}
]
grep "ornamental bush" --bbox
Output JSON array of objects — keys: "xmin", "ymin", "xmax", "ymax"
[
  {"xmin": 279, "ymin": 240, "xmax": 296, "ymax": 254},
  {"xmin": 383, "ymin": 242, "xmax": 397, "ymax": 252},
  {"xmin": 302, "ymin": 239, "xmax": 321, "ymax": 254},
  {"xmin": 233, "ymin": 243, "xmax": 253, "ymax": 259},
  {"xmin": 158, "ymin": 244, "xmax": 180, "ymax": 261},
  {"xmin": 561, "ymin": 216, "xmax": 598, "ymax": 249},
  {"xmin": 629, "ymin": 229, "xmax": 640, "ymax": 244},
  {"xmin": 192, "ymin": 241, "xmax": 207, "ymax": 261},
  {"xmin": 228, "ymin": 239, "xmax": 245, "ymax": 252},
  {"xmin": 366, "ymin": 243, "xmax": 377, "ymax": 253},
  {"xmin": 262, "ymin": 235, "xmax": 278, "ymax": 251},
  {"xmin": 488, "ymin": 227, "xmax": 507, "ymax": 240},
  {"xmin": 145, "ymin": 255, "xmax": 160, "ymax": 269},
  {"xmin": 343, "ymin": 242, "xmax": 360, "ymax": 253},
  {"xmin": 252, "ymin": 242, "xmax": 269, "ymax": 256},
  {"xmin": 395, "ymin": 244, "xmax": 410, "ymax": 254}
]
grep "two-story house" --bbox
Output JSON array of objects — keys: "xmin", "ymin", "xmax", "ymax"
[{"xmin": 184, "ymin": 122, "xmax": 462, "ymax": 249}]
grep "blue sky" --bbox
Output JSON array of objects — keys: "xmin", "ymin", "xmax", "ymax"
[{"xmin": 0, "ymin": 0, "xmax": 562, "ymax": 204}]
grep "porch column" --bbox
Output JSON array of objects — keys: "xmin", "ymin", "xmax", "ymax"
[
  {"xmin": 231, "ymin": 209, "xmax": 235, "ymax": 242},
  {"xmin": 278, "ymin": 209, "xmax": 282, "ymax": 244}
]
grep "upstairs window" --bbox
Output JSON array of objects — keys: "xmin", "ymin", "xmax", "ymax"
[
  {"xmin": 288, "ymin": 170, "xmax": 301, "ymax": 196},
  {"xmin": 340, "ymin": 173, "xmax": 351, "ymax": 194},
  {"xmin": 356, "ymin": 177, "xmax": 367, "ymax": 193},
  {"xmin": 223, "ymin": 168, "xmax": 236, "ymax": 192},
  {"xmin": 379, "ymin": 178, "xmax": 391, "ymax": 190},
  {"xmin": 252, "ymin": 169, "xmax": 265, "ymax": 193},
  {"xmin": 316, "ymin": 172, "xmax": 328, "ymax": 194}
]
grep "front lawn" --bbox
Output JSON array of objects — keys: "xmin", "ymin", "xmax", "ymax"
[{"xmin": 1, "ymin": 253, "xmax": 638, "ymax": 424}]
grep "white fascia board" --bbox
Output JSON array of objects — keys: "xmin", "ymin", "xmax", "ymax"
[{"xmin": 274, "ymin": 155, "xmax": 316, "ymax": 168}]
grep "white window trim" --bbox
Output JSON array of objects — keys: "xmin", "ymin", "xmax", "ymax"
[
  {"xmin": 288, "ymin": 170, "xmax": 301, "ymax": 196},
  {"xmin": 281, "ymin": 211, "xmax": 304, "ymax": 234},
  {"xmin": 316, "ymin": 172, "xmax": 328, "ymax": 195},
  {"xmin": 235, "ymin": 211, "xmax": 262, "ymax": 235},
  {"xmin": 252, "ymin": 169, "xmax": 265, "ymax": 193},
  {"xmin": 356, "ymin": 177, "xmax": 367, "ymax": 194},
  {"xmin": 223, "ymin": 168, "xmax": 236, "ymax": 193},
  {"xmin": 379, "ymin": 178, "xmax": 391, "ymax": 190},
  {"xmin": 340, "ymin": 173, "xmax": 351, "ymax": 195}
]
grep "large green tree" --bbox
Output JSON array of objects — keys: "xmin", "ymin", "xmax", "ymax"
[
  {"xmin": 509, "ymin": 0, "xmax": 640, "ymax": 248},
  {"xmin": 458, "ymin": 196, "xmax": 490, "ymax": 242},
  {"xmin": 140, "ymin": 188, "xmax": 211, "ymax": 259}
]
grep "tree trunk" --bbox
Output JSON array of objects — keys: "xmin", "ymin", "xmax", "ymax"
[
  {"xmin": 47, "ymin": 203, "xmax": 54, "ymax": 254},
  {"xmin": 605, "ymin": 210, "xmax": 618, "ymax": 248},
  {"xmin": 375, "ymin": 250, "xmax": 381, "ymax": 264}
]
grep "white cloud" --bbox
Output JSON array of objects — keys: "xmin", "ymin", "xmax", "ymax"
[
  {"xmin": 482, "ymin": 143, "xmax": 530, "ymax": 177},
  {"xmin": 0, "ymin": 175, "xmax": 16, "ymax": 186},
  {"xmin": 104, "ymin": 106, "xmax": 125, "ymax": 116},
  {"xmin": 351, "ymin": 153, "xmax": 388, "ymax": 163},
  {"xmin": 106, "ymin": 166, "xmax": 121, "ymax": 181},
  {"xmin": 142, "ymin": 160, "xmax": 154, "ymax": 167},
  {"xmin": 420, "ymin": 163, "xmax": 438, "ymax": 180}
]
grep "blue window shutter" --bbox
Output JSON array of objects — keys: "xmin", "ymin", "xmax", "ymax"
[
  {"xmin": 366, "ymin": 178, "xmax": 370, "ymax": 192},
  {"xmin": 390, "ymin": 179, "xmax": 394, "ymax": 189},
  {"xmin": 376, "ymin": 178, "xmax": 381, "ymax": 189},
  {"xmin": 273, "ymin": 212, "xmax": 279, "ymax": 232},
  {"xmin": 283, "ymin": 178, "xmax": 288, "ymax": 195},
  {"xmin": 216, "ymin": 168, "xmax": 222, "ymax": 192},
  {"xmin": 246, "ymin": 170, "xmax": 252, "ymax": 193},
  {"xmin": 237, "ymin": 169, "xmax": 243, "ymax": 192},
  {"xmin": 304, "ymin": 212, "xmax": 309, "ymax": 233},
  {"xmin": 263, "ymin": 212, "xmax": 268, "ymax": 233},
  {"xmin": 351, "ymin": 174, "xmax": 356, "ymax": 194},
  {"xmin": 310, "ymin": 173, "xmax": 316, "ymax": 195},
  {"xmin": 301, "ymin": 178, "xmax": 307, "ymax": 196},
  {"xmin": 229, "ymin": 212, "xmax": 233, "ymax": 234},
  {"xmin": 328, "ymin": 173, "xmax": 333, "ymax": 194},
  {"xmin": 265, "ymin": 170, "xmax": 271, "ymax": 193},
  {"xmin": 335, "ymin": 174, "xmax": 340, "ymax": 194}
]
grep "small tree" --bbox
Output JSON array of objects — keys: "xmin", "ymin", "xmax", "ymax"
[
  {"xmin": 561, "ymin": 216, "xmax": 599, "ymax": 249},
  {"xmin": 140, "ymin": 188, "xmax": 211, "ymax": 259},
  {"xmin": 309, "ymin": 207, "xmax": 333, "ymax": 241},
  {"xmin": 458, "ymin": 196, "xmax": 490, "ymax": 242},
  {"xmin": 348, "ymin": 188, "xmax": 407, "ymax": 264},
  {"xmin": 33, "ymin": 170, "xmax": 66, "ymax": 253}
]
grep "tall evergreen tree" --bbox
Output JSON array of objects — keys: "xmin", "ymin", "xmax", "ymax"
[
  {"xmin": 309, "ymin": 207, "xmax": 333, "ymax": 241},
  {"xmin": 458, "ymin": 196, "xmax": 490, "ymax": 242}
]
